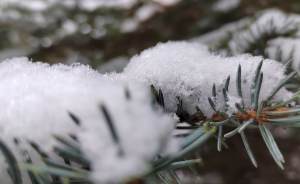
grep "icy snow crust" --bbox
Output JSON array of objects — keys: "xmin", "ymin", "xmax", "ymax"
[
  {"xmin": 121, "ymin": 41, "xmax": 292, "ymax": 117},
  {"xmin": 0, "ymin": 57, "xmax": 175, "ymax": 184}
]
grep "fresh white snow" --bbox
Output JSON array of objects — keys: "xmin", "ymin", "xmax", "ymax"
[
  {"xmin": 118, "ymin": 41, "xmax": 292, "ymax": 117},
  {"xmin": 0, "ymin": 57, "xmax": 176, "ymax": 183}
]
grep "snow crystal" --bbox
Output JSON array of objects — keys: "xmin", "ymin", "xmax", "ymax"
[
  {"xmin": 118, "ymin": 41, "xmax": 292, "ymax": 117},
  {"xmin": 0, "ymin": 57, "xmax": 176, "ymax": 183}
]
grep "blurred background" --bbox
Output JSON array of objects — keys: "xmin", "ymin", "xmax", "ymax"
[{"xmin": 1, "ymin": 0, "xmax": 300, "ymax": 183}]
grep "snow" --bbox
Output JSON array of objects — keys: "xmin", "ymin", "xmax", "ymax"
[
  {"xmin": 0, "ymin": 0, "xmax": 50, "ymax": 11},
  {"xmin": 266, "ymin": 38, "xmax": 300, "ymax": 73},
  {"xmin": 0, "ymin": 57, "xmax": 176, "ymax": 183},
  {"xmin": 0, "ymin": 0, "xmax": 181, "ymax": 11},
  {"xmin": 212, "ymin": 0, "xmax": 240, "ymax": 12},
  {"xmin": 194, "ymin": 9, "xmax": 300, "ymax": 53},
  {"xmin": 121, "ymin": 3, "xmax": 162, "ymax": 33},
  {"xmin": 191, "ymin": 17, "xmax": 251, "ymax": 51},
  {"xmin": 117, "ymin": 41, "xmax": 292, "ymax": 117},
  {"xmin": 229, "ymin": 9, "xmax": 300, "ymax": 54},
  {"xmin": 153, "ymin": 0, "xmax": 181, "ymax": 6},
  {"xmin": 194, "ymin": 9, "xmax": 300, "ymax": 73},
  {"xmin": 0, "ymin": 0, "xmax": 136, "ymax": 11},
  {"xmin": 77, "ymin": 0, "xmax": 137, "ymax": 10},
  {"xmin": 136, "ymin": 4, "xmax": 161, "ymax": 22},
  {"xmin": 0, "ymin": 0, "xmax": 184, "ymax": 55},
  {"xmin": 121, "ymin": 19, "xmax": 139, "ymax": 33},
  {"xmin": 62, "ymin": 20, "xmax": 78, "ymax": 35}
]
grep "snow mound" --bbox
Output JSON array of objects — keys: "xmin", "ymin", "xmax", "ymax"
[
  {"xmin": 119, "ymin": 41, "xmax": 292, "ymax": 117},
  {"xmin": 0, "ymin": 57, "xmax": 176, "ymax": 183}
]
